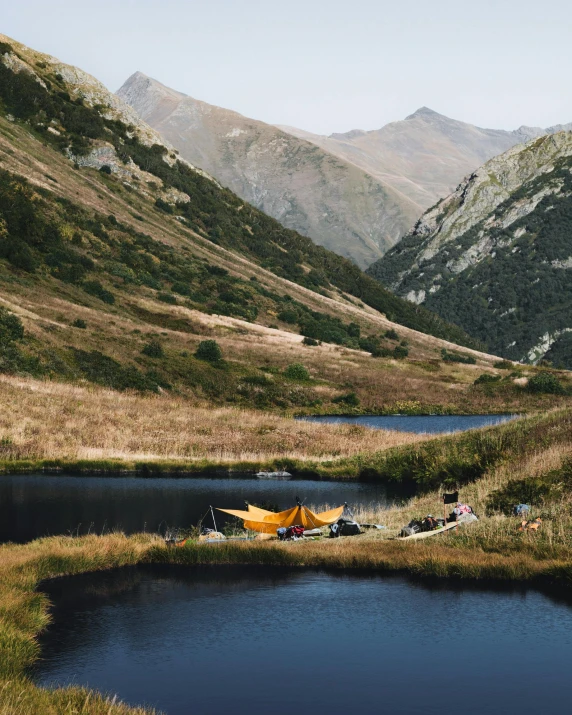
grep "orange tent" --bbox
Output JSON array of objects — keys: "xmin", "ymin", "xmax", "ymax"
[{"xmin": 217, "ymin": 502, "xmax": 345, "ymax": 534}]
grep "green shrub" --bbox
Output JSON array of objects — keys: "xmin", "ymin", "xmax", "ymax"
[
  {"xmin": 141, "ymin": 340, "xmax": 164, "ymax": 358},
  {"xmin": 206, "ymin": 265, "xmax": 228, "ymax": 277},
  {"xmin": 284, "ymin": 363, "xmax": 310, "ymax": 380},
  {"xmin": 486, "ymin": 477, "xmax": 551, "ymax": 515},
  {"xmin": 171, "ymin": 282, "xmax": 192, "ymax": 296},
  {"xmin": 0, "ymin": 308, "xmax": 41, "ymax": 376},
  {"xmin": 82, "ymin": 280, "xmax": 115, "ymax": 304},
  {"xmin": 302, "ymin": 336, "xmax": 319, "ymax": 346},
  {"xmin": 441, "ymin": 348, "xmax": 476, "ymax": 364},
  {"xmin": 385, "ymin": 328, "xmax": 399, "ymax": 341},
  {"xmin": 71, "ymin": 318, "xmax": 87, "ymax": 329},
  {"xmin": 154, "ymin": 198, "xmax": 173, "ymax": 214},
  {"xmin": 195, "ymin": 340, "xmax": 222, "ymax": 362},
  {"xmin": 242, "ymin": 374, "xmax": 272, "ymax": 386},
  {"xmin": 358, "ymin": 336, "xmax": 379, "ymax": 354},
  {"xmin": 347, "ymin": 322, "xmax": 361, "ymax": 338},
  {"xmin": 372, "ymin": 346, "xmax": 393, "ymax": 358},
  {"xmin": 527, "ymin": 371, "xmax": 565, "ymax": 395},
  {"xmin": 70, "ymin": 349, "xmax": 159, "ymax": 392},
  {"xmin": 157, "ymin": 292, "xmax": 177, "ymax": 304},
  {"xmin": 474, "ymin": 373, "xmax": 502, "ymax": 385},
  {"xmin": 277, "ymin": 309, "xmax": 298, "ymax": 324},
  {"xmin": 494, "ymin": 360, "xmax": 514, "ymax": 370},
  {"xmin": 99, "ymin": 165, "xmax": 112, "ymax": 175},
  {"xmin": 392, "ymin": 345, "xmax": 409, "ymax": 359},
  {"xmin": 332, "ymin": 392, "xmax": 360, "ymax": 407},
  {"xmin": 0, "ymin": 308, "xmax": 24, "ymax": 342}
]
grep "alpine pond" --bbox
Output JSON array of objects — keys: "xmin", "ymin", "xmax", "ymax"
[{"xmin": 34, "ymin": 566, "xmax": 572, "ymax": 715}]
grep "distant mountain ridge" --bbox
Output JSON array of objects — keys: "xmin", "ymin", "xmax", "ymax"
[
  {"xmin": 278, "ymin": 108, "xmax": 572, "ymax": 211},
  {"xmin": 367, "ymin": 131, "xmax": 572, "ymax": 368},
  {"xmin": 118, "ymin": 73, "xmax": 572, "ymax": 268},
  {"xmin": 117, "ymin": 72, "xmax": 420, "ymax": 269}
]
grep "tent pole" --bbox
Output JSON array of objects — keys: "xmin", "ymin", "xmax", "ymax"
[{"xmin": 210, "ymin": 505, "xmax": 218, "ymax": 533}]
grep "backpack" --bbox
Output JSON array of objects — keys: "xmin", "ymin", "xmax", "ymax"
[
  {"xmin": 422, "ymin": 516, "xmax": 439, "ymax": 532},
  {"xmin": 329, "ymin": 518, "xmax": 361, "ymax": 538},
  {"xmin": 400, "ymin": 519, "xmax": 422, "ymax": 537},
  {"xmin": 286, "ymin": 525, "xmax": 305, "ymax": 539}
]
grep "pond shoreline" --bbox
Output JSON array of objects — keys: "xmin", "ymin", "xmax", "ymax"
[{"xmin": 2, "ymin": 515, "xmax": 572, "ymax": 712}]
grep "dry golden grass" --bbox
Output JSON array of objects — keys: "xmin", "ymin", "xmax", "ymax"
[
  {"xmin": 0, "ymin": 533, "xmax": 158, "ymax": 714},
  {"xmin": 304, "ymin": 439, "xmax": 572, "ymax": 551},
  {"xmin": 0, "ymin": 374, "xmax": 429, "ymax": 464}
]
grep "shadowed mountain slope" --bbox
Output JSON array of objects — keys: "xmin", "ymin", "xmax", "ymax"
[{"xmin": 368, "ymin": 132, "xmax": 572, "ymax": 368}]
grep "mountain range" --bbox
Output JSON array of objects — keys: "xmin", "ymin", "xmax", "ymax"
[
  {"xmin": 0, "ymin": 32, "xmax": 511, "ymax": 417},
  {"xmin": 368, "ymin": 131, "xmax": 572, "ymax": 368},
  {"xmin": 117, "ymin": 72, "xmax": 417, "ymax": 268},
  {"xmin": 118, "ymin": 73, "xmax": 571, "ymax": 267}
]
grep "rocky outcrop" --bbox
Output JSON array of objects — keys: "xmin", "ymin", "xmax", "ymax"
[
  {"xmin": 0, "ymin": 33, "xmax": 213, "ymax": 187},
  {"xmin": 367, "ymin": 132, "xmax": 572, "ymax": 367}
]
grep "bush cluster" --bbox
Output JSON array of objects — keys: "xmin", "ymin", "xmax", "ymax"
[
  {"xmin": 527, "ymin": 371, "xmax": 566, "ymax": 395},
  {"xmin": 284, "ymin": 363, "xmax": 310, "ymax": 381},
  {"xmin": 441, "ymin": 348, "xmax": 476, "ymax": 365},
  {"xmin": 195, "ymin": 340, "xmax": 222, "ymax": 362}
]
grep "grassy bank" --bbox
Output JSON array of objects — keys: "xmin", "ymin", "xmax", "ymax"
[
  {"xmin": 1, "ymin": 386, "xmax": 570, "ymax": 492},
  {"xmin": 1, "ymin": 402, "xmax": 571, "ymax": 712},
  {"xmin": 3, "ymin": 412, "xmax": 572, "ymax": 714},
  {"xmin": 3, "ymin": 525, "xmax": 572, "ymax": 713},
  {"xmin": 0, "ymin": 374, "xmax": 431, "ymax": 473}
]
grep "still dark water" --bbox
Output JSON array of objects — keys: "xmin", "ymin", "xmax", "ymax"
[
  {"xmin": 35, "ymin": 566, "xmax": 572, "ymax": 715},
  {"xmin": 0, "ymin": 475, "xmax": 392, "ymax": 544},
  {"xmin": 304, "ymin": 413, "xmax": 517, "ymax": 433}
]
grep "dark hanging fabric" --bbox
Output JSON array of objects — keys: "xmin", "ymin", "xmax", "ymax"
[{"xmin": 443, "ymin": 491, "xmax": 459, "ymax": 504}]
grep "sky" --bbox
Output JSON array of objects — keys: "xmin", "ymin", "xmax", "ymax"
[{"xmin": 3, "ymin": 0, "xmax": 572, "ymax": 135}]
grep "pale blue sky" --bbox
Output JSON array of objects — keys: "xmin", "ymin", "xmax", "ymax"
[{"xmin": 4, "ymin": 0, "xmax": 572, "ymax": 134}]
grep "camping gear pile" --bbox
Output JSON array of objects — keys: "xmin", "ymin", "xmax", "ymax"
[
  {"xmin": 329, "ymin": 518, "xmax": 361, "ymax": 538},
  {"xmin": 199, "ymin": 528, "xmax": 226, "ymax": 542},
  {"xmin": 399, "ymin": 516, "xmax": 445, "ymax": 537},
  {"xmin": 216, "ymin": 500, "xmax": 364, "ymax": 539},
  {"xmin": 398, "ymin": 492, "xmax": 479, "ymax": 539},
  {"xmin": 277, "ymin": 525, "xmax": 305, "ymax": 540},
  {"xmin": 449, "ymin": 503, "xmax": 478, "ymax": 525}
]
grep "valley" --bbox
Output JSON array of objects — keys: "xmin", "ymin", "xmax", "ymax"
[{"xmin": 1, "ymin": 25, "xmax": 572, "ymax": 715}]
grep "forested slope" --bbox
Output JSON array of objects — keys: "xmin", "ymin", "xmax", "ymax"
[{"xmin": 369, "ymin": 133, "xmax": 572, "ymax": 368}]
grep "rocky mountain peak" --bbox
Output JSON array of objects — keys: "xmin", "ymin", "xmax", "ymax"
[{"xmin": 405, "ymin": 106, "xmax": 442, "ymax": 120}]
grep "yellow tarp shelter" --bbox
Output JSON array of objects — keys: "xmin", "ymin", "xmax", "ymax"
[{"xmin": 217, "ymin": 502, "xmax": 345, "ymax": 534}]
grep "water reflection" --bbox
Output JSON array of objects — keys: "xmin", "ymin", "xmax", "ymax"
[
  {"xmin": 0, "ymin": 475, "xmax": 396, "ymax": 543},
  {"xmin": 35, "ymin": 566, "xmax": 572, "ymax": 715}
]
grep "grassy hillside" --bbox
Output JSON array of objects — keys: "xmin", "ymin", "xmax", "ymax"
[
  {"xmin": 0, "ymin": 35, "xmax": 477, "ymax": 347},
  {"xmin": 0, "ymin": 34, "xmax": 570, "ymax": 425}
]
